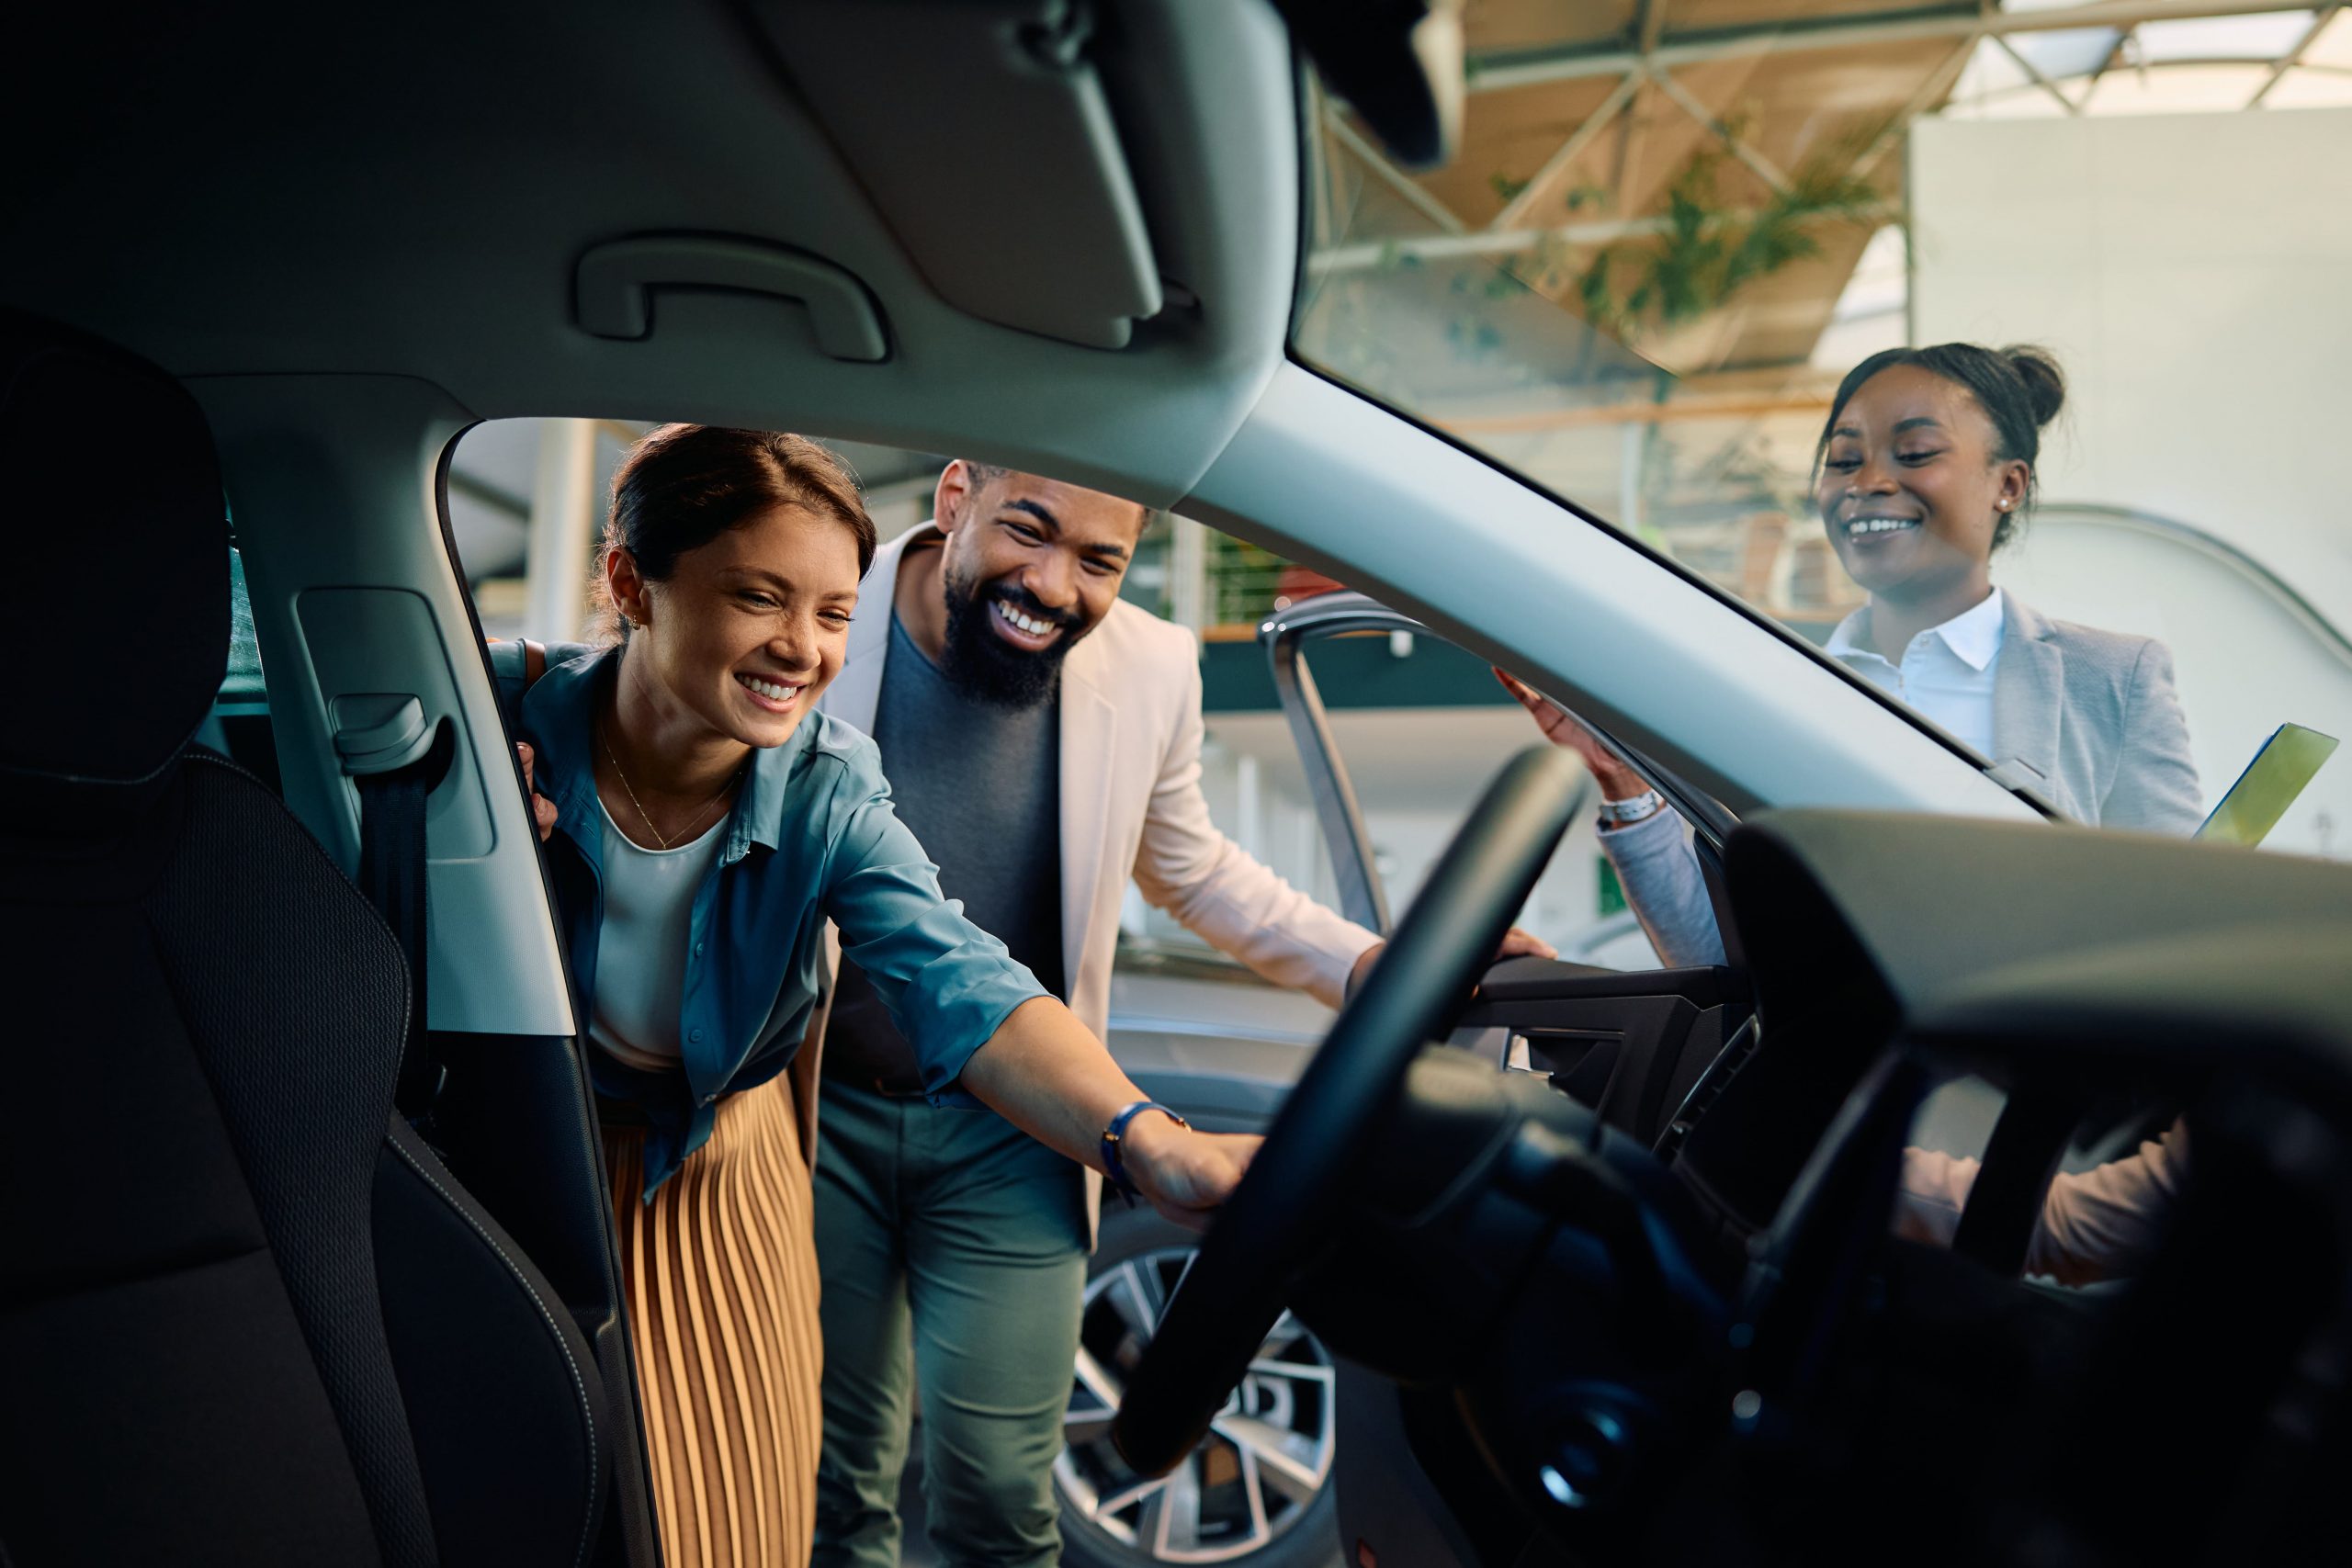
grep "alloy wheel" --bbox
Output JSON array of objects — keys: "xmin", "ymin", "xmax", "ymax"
[{"xmin": 1056, "ymin": 1246, "xmax": 1338, "ymax": 1564}]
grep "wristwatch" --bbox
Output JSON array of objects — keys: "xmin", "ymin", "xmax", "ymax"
[
  {"xmin": 1101, "ymin": 1100, "xmax": 1190, "ymax": 1203},
  {"xmin": 1595, "ymin": 788, "xmax": 1667, "ymax": 829}
]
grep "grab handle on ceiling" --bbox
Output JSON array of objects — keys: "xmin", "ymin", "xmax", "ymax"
[{"xmin": 574, "ymin": 235, "xmax": 890, "ymax": 362}]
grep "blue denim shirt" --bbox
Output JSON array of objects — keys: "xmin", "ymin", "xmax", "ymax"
[{"xmin": 492, "ymin": 642, "xmax": 1040, "ymax": 1197}]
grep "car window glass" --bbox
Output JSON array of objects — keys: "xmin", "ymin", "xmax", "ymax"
[
  {"xmin": 443, "ymin": 423, "xmax": 1340, "ymax": 974},
  {"xmin": 197, "ymin": 544, "xmax": 280, "ymax": 790},
  {"xmin": 1290, "ymin": 29, "xmax": 2352, "ymax": 864},
  {"xmin": 221, "ymin": 546, "xmax": 266, "ymax": 702},
  {"xmin": 1298, "ymin": 626, "xmax": 1657, "ymax": 971}
]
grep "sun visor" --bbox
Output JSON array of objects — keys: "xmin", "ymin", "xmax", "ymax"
[{"xmin": 752, "ymin": 0, "xmax": 1164, "ymax": 350}]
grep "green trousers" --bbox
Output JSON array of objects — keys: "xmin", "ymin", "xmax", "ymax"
[{"xmin": 810, "ymin": 1077, "xmax": 1089, "ymax": 1568}]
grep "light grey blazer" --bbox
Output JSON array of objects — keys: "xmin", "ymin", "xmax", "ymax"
[
  {"xmin": 1609, "ymin": 594, "xmax": 2205, "ymax": 968},
  {"xmin": 1981, "ymin": 596, "xmax": 2202, "ymax": 836}
]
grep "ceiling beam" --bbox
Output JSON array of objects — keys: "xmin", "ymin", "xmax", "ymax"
[
  {"xmin": 1489, "ymin": 69, "xmax": 1644, "ymax": 231},
  {"xmin": 1437, "ymin": 389, "xmax": 1837, "ymax": 434},
  {"xmin": 1614, "ymin": 1, "xmax": 1669, "ymax": 195},
  {"xmin": 1638, "ymin": 0, "xmax": 1669, "ymax": 55},
  {"xmin": 1649, "ymin": 69, "xmax": 1794, "ymax": 195},
  {"xmin": 1994, "ymin": 32, "xmax": 2085, "ymax": 115},
  {"xmin": 1324, "ymin": 107, "xmax": 1465, "ymax": 234},
  {"xmin": 2081, "ymin": 24, "xmax": 2134, "ymax": 101},
  {"xmin": 447, "ymin": 467, "xmax": 530, "ymax": 519},
  {"xmin": 1856, "ymin": 38, "xmax": 1978, "ymax": 174},
  {"xmin": 1307, "ymin": 200, "xmax": 1898, "ymax": 274},
  {"xmin": 1466, "ymin": 0, "xmax": 2312, "ymax": 93},
  {"xmin": 2251, "ymin": 3, "xmax": 2343, "ymax": 106}
]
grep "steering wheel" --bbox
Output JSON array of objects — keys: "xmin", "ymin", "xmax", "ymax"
[{"xmin": 1113, "ymin": 745, "xmax": 1588, "ymax": 1475}]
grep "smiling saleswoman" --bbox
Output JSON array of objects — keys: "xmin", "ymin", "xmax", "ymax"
[
  {"xmin": 491, "ymin": 425, "xmax": 1254, "ymax": 1568},
  {"xmin": 1501, "ymin": 343, "xmax": 2205, "ymax": 969}
]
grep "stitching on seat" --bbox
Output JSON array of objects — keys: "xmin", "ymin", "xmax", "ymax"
[{"xmin": 386, "ymin": 1133, "xmax": 600, "ymax": 1568}]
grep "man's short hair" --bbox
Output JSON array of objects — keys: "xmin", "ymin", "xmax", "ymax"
[{"xmin": 956, "ymin": 459, "xmax": 1155, "ymax": 533}]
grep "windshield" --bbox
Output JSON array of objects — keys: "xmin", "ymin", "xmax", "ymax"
[{"xmin": 1291, "ymin": 6, "xmax": 2352, "ymax": 861}]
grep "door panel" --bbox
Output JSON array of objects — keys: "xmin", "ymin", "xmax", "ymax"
[{"xmin": 1459, "ymin": 958, "xmax": 1744, "ymax": 1145}]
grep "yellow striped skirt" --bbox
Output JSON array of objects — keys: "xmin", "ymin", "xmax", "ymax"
[{"xmin": 603, "ymin": 1074, "xmax": 821, "ymax": 1568}]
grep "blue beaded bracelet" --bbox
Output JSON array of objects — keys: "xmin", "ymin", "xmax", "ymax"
[{"xmin": 1101, "ymin": 1100, "xmax": 1189, "ymax": 1202}]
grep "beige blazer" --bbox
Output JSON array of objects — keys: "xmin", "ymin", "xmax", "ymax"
[{"xmin": 808, "ymin": 525, "xmax": 1382, "ymax": 1224}]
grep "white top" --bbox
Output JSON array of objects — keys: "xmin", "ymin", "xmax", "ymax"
[
  {"xmin": 1815, "ymin": 587, "xmax": 2004, "ymax": 761},
  {"xmin": 1823, "ymin": 587, "xmax": 2007, "ymax": 761},
  {"xmin": 588, "ymin": 800, "xmax": 727, "ymax": 1073}
]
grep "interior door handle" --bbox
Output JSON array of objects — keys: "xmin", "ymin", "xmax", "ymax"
[{"xmin": 574, "ymin": 235, "xmax": 890, "ymax": 362}]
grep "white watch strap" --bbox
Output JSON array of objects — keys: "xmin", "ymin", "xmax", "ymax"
[{"xmin": 1598, "ymin": 788, "xmax": 1666, "ymax": 826}]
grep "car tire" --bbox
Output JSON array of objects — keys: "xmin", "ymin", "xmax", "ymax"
[{"xmin": 1055, "ymin": 1204, "xmax": 1343, "ymax": 1568}]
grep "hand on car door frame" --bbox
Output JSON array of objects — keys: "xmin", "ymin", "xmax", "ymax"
[
  {"xmin": 515, "ymin": 743, "xmax": 558, "ymax": 841},
  {"xmin": 1494, "ymin": 668, "xmax": 1652, "ymax": 803}
]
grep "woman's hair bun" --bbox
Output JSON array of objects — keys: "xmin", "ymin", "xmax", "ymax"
[{"xmin": 2005, "ymin": 345, "xmax": 2067, "ymax": 429}]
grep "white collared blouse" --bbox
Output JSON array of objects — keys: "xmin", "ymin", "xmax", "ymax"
[{"xmin": 1822, "ymin": 588, "xmax": 2007, "ymax": 761}]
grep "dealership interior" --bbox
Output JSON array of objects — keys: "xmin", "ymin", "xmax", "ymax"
[
  {"xmin": 424, "ymin": 39, "xmax": 2352, "ymax": 1544},
  {"xmin": 17, "ymin": 2, "xmax": 2352, "ymax": 1567},
  {"xmin": 447, "ymin": 0, "xmax": 2352, "ymax": 993}
]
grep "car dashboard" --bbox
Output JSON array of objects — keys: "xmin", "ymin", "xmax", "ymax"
[{"xmin": 1294, "ymin": 807, "xmax": 2352, "ymax": 1568}]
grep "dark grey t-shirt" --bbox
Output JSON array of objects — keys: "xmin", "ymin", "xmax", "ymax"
[{"xmin": 823, "ymin": 612, "xmax": 1064, "ymax": 1092}]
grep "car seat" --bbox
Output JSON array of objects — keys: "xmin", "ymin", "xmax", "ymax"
[{"xmin": 0, "ymin": 309, "xmax": 607, "ymax": 1568}]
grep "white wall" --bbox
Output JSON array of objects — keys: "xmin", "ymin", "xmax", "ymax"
[
  {"xmin": 1911, "ymin": 108, "xmax": 2352, "ymax": 856},
  {"xmin": 1911, "ymin": 108, "xmax": 2352, "ymax": 618},
  {"xmin": 1997, "ymin": 510, "xmax": 2352, "ymax": 857}
]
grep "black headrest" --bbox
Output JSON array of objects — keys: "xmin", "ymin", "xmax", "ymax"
[{"xmin": 1, "ymin": 310, "xmax": 228, "ymax": 823}]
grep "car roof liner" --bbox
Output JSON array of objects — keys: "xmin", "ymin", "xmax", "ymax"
[{"xmin": 3, "ymin": 1, "xmax": 1299, "ymax": 505}]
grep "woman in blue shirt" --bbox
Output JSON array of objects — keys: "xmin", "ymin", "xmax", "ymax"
[{"xmin": 497, "ymin": 425, "xmax": 1248, "ymax": 1567}]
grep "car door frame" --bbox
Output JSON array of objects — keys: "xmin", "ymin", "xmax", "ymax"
[{"xmin": 1261, "ymin": 589, "xmax": 1736, "ymax": 940}]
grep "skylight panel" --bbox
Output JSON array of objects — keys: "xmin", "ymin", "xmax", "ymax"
[
  {"xmin": 2133, "ymin": 10, "xmax": 2317, "ymax": 63},
  {"xmin": 1952, "ymin": 35, "xmax": 2034, "ymax": 101},
  {"xmin": 2304, "ymin": 9, "xmax": 2352, "ymax": 70},
  {"xmin": 2083, "ymin": 62, "xmax": 2273, "ymax": 114},
  {"xmin": 2010, "ymin": 26, "xmax": 2122, "ymax": 79},
  {"xmin": 2259, "ymin": 67, "xmax": 2352, "ymax": 107}
]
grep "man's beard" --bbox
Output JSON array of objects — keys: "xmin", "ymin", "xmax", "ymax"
[{"xmin": 939, "ymin": 567, "xmax": 1088, "ymax": 708}]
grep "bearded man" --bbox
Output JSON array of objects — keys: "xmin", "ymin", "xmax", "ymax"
[{"xmin": 808, "ymin": 460, "xmax": 1546, "ymax": 1566}]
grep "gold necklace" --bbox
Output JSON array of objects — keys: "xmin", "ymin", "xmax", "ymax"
[{"xmin": 599, "ymin": 724, "xmax": 741, "ymax": 851}]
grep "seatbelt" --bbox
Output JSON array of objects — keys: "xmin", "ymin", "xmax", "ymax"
[{"xmin": 334, "ymin": 694, "xmax": 453, "ymax": 1124}]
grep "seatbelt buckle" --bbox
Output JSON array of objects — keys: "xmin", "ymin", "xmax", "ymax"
[{"xmin": 333, "ymin": 694, "xmax": 436, "ymax": 776}]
